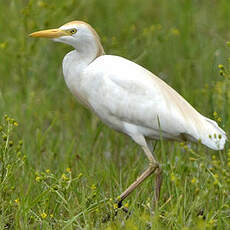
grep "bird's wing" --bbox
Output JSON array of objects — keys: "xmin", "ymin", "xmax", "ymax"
[{"xmin": 84, "ymin": 55, "xmax": 226, "ymax": 149}]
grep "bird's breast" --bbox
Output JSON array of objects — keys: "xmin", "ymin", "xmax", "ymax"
[{"xmin": 62, "ymin": 51, "xmax": 92, "ymax": 109}]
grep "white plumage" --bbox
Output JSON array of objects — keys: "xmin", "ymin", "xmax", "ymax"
[
  {"xmin": 30, "ymin": 21, "xmax": 227, "ymax": 204},
  {"xmin": 63, "ymin": 47, "xmax": 226, "ymax": 151}
]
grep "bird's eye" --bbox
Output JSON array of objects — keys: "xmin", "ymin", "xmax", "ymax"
[{"xmin": 69, "ymin": 28, "xmax": 77, "ymax": 35}]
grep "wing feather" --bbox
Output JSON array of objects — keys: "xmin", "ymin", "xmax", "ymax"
[{"xmin": 84, "ymin": 55, "xmax": 226, "ymax": 149}]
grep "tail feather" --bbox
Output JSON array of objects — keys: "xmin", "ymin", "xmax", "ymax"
[{"xmin": 200, "ymin": 116, "xmax": 227, "ymax": 150}]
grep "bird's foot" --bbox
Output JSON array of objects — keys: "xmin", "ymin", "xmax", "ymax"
[{"xmin": 101, "ymin": 201, "xmax": 131, "ymax": 223}]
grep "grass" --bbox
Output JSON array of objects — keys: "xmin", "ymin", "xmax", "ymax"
[{"xmin": 0, "ymin": 0, "xmax": 230, "ymax": 229}]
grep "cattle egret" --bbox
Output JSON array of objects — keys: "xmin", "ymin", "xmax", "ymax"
[{"xmin": 29, "ymin": 21, "xmax": 226, "ymax": 207}]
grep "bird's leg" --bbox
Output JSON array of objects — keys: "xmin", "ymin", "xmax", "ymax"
[
  {"xmin": 142, "ymin": 145, "xmax": 163, "ymax": 205},
  {"xmin": 117, "ymin": 145, "xmax": 162, "ymax": 207}
]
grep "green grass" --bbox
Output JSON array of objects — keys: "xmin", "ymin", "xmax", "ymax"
[{"xmin": 0, "ymin": 0, "xmax": 230, "ymax": 229}]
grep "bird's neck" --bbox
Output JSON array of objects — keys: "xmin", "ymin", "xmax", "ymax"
[{"xmin": 73, "ymin": 36, "xmax": 104, "ymax": 65}]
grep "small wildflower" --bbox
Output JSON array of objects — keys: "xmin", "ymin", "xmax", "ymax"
[
  {"xmin": 66, "ymin": 167, "xmax": 71, "ymax": 173},
  {"xmin": 14, "ymin": 198, "xmax": 20, "ymax": 204},
  {"xmin": 0, "ymin": 42, "xmax": 7, "ymax": 49},
  {"xmin": 214, "ymin": 173, "xmax": 219, "ymax": 178},
  {"xmin": 40, "ymin": 212, "xmax": 47, "ymax": 219},
  {"xmin": 170, "ymin": 28, "xmax": 180, "ymax": 36},
  {"xmin": 91, "ymin": 184, "xmax": 96, "ymax": 190},
  {"xmin": 50, "ymin": 214, "xmax": 54, "ymax": 218},
  {"xmin": 170, "ymin": 173, "xmax": 176, "ymax": 182},
  {"xmin": 13, "ymin": 121, "xmax": 19, "ymax": 127},
  {"xmin": 113, "ymin": 203, "xmax": 118, "ymax": 209},
  {"xmin": 218, "ymin": 64, "xmax": 224, "ymax": 69},
  {"xmin": 35, "ymin": 176, "xmax": 41, "ymax": 182},
  {"xmin": 124, "ymin": 202, "xmax": 129, "ymax": 208},
  {"xmin": 46, "ymin": 169, "xmax": 50, "ymax": 174},
  {"xmin": 116, "ymin": 196, "xmax": 121, "ymax": 201},
  {"xmin": 61, "ymin": 173, "xmax": 68, "ymax": 181},
  {"xmin": 191, "ymin": 178, "xmax": 197, "ymax": 184}
]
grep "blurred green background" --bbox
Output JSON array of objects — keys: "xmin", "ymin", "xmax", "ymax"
[{"xmin": 0, "ymin": 0, "xmax": 230, "ymax": 229}]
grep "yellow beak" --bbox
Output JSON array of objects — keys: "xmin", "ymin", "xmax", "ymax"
[{"xmin": 29, "ymin": 28, "xmax": 68, "ymax": 38}]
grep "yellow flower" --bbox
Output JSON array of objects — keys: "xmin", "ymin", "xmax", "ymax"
[
  {"xmin": 191, "ymin": 178, "xmax": 197, "ymax": 184},
  {"xmin": 113, "ymin": 203, "xmax": 118, "ymax": 209},
  {"xmin": 0, "ymin": 42, "xmax": 7, "ymax": 49},
  {"xmin": 170, "ymin": 28, "xmax": 180, "ymax": 36},
  {"xmin": 15, "ymin": 198, "xmax": 20, "ymax": 204},
  {"xmin": 13, "ymin": 121, "xmax": 19, "ymax": 127},
  {"xmin": 50, "ymin": 214, "xmax": 54, "ymax": 218},
  {"xmin": 124, "ymin": 202, "xmax": 129, "ymax": 208},
  {"xmin": 91, "ymin": 184, "xmax": 96, "ymax": 190},
  {"xmin": 66, "ymin": 167, "xmax": 71, "ymax": 173},
  {"xmin": 170, "ymin": 173, "xmax": 176, "ymax": 182},
  {"xmin": 46, "ymin": 169, "xmax": 50, "ymax": 174},
  {"xmin": 35, "ymin": 176, "xmax": 41, "ymax": 182},
  {"xmin": 214, "ymin": 173, "xmax": 219, "ymax": 178},
  {"xmin": 218, "ymin": 64, "xmax": 224, "ymax": 69},
  {"xmin": 40, "ymin": 212, "xmax": 47, "ymax": 219},
  {"xmin": 61, "ymin": 173, "xmax": 68, "ymax": 181}
]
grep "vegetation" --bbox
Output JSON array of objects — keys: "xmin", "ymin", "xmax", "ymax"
[{"xmin": 0, "ymin": 0, "xmax": 230, "ymax": 229}]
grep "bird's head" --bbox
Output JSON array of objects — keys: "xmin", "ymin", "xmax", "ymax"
[{"xmin": 29, "ymin": 21, "xmax": 104, "ymax": 59}]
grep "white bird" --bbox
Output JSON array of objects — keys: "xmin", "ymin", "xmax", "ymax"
[{"xmin": 30, "ymin": 21, "xmax": 226, "ymax": 206}]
